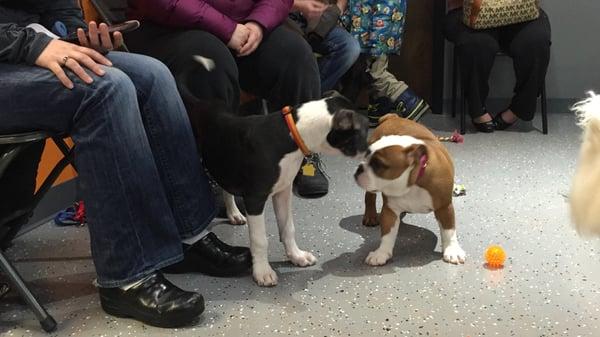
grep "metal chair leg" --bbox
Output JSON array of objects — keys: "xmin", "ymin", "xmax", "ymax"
[
  {"xmin": 541, "ymin": 82, "xmax": 548, "ymax": 135},
  {"xmin": 460, "ymin": 75, "xmax": 466, "ymax": 135},
  {"xmin": 452, "ymin": 46, "xmax": 458, "ymax": 118},
  {"xmin": 0, "ymin": 251, "xmax": 57, "ymax": 332}
]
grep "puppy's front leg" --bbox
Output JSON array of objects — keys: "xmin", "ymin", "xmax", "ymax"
[
  {"xmin": 362, "ymin": 191, "xmax": 379, "ymax": 227},
  {"xmin": 272, "ymin": 187, "xmax": 317, "ymax": 267},
  {"xmin": 366, "ymin": 199, "xmax": 399, "ymax": 266},
  {"xmin": 434, "ymin": 203, "xmax": 466, "ymax": 264},
  {"xmin": 245, "ymin": 197, "xmax": 278, "ymax": 286},
  {"xmin": 223, "ymin": 190, "xmax": 246, "ymax": 225}
]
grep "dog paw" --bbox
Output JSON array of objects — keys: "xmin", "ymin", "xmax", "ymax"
[
  {"xmin": 362, "ymin": 213, "xmax": 379, "ymax": 227},
  {"xmin": 227, "ymin": 209, "xmax": 246, "ymax": 225},
  {"xmin": 253, "ymin": 264, "xmax": 278, "ymax": 287},
  {"xmin": 365, "ymin": 250, "xmax": 392, "ymax": 266},
  {"xmin": 288, "ymin": 250, "xmax": 318, "ymax": 267},
  {"xmin": 443, "ymin": 244, "xmax": 466, "ymax": 264}
]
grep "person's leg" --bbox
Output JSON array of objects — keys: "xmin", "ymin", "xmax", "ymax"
[
  {"xmin": 365, "ymin": 55, "xmax": 429, "ymax": 124},
  {"xmin": 237, "ymin": 24, "xmax": 328, "ymax": 198},
  {"xmin": 317, "ymin": 26, "xmax": 361, "ymax": 93},
  {"xmin": 444, "ymin": 8, "xmax": 500, "ymax": 126},
  {"xmin": 367, "ymin": 54, "xmax": 408, "ymax": 101},
  {"xmin": 107, "ymin": 52, "xmax": 251, "ymax": 276},
  {"xmin": 0, "ymin": 55, "xmax": 205, "ymax": 327},
  {"xmin": 496, "ymin": 9, "xmax": 551, "ymax": 124},
  {"xmin": 126, "ymin": 23, "xmax": 240, "ymax": 113},
  {"xmin": 236, "ymin": 24, "xmax": 321, "ymax": 109}
]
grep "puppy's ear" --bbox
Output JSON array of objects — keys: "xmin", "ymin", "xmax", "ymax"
[
  {"xmin": 323, "ymin": 90, "xmax": 343, "ymax": 99},
  {"xmin": 406, "ymin": 144, "xmax": 428, "ymax": 165},
  {"xmin": 333, "ymin": 109, "xmax": 368, "ymax": 131}
]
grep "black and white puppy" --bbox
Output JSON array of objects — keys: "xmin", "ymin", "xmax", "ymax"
[{"xmin": 187, "ymin": 92, "xmax": 369, "ymax": 286}]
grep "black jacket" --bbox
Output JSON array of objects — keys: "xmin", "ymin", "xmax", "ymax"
[{"xmin": 0, "ymin": 0, "xmax": 85, "ymax": 64}]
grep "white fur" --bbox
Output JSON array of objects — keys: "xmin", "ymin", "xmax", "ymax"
[
  {"xmin": 440, "ymin": 228, "xmax": 465, "ymax": 264},
  {"xmin": 355, "ymin": 135, "xmax": 423, "ymax": 197},
  {"xmin": 223, "ymin": 191, "xmax": 246, "ymax": 225},
  {"xmin": 237, "ymin": 98, "xmax": 339, "ymax": 286},
  {"xmin": 365, "ymin": 215, "xmax": 399, "ymax": 266},
  {"xmin": 355, "ymin": 135, "xmax": 465, "ymax": 265},
  {"xmin": 570, "ymin": 91, "xmax": 600, "ymax": 236},
  {"xmin": 247, "ymin": 214, "xmax": 278, "ymax": 286}
]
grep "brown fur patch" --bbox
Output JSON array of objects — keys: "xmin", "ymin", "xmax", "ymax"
[
  {"xmin": 434, "ymin": 203, "xmax": 455, "ymax": 230},
  {"xmin": 380, "ymin": 195, "xmax": 399, "ymax": 235},
  {"xmin": 363, "ymin": 192, "xmax": 379, "ymax": 227}
]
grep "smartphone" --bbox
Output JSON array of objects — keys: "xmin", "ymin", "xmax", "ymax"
[{"xmin": 61, "ymin": 20, "xmax": 140, "ymax": 44}]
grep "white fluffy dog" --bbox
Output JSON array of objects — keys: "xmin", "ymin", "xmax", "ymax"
[{"xmin": 570, "ymin": 92, "xmax": 600, "ymax": 236}]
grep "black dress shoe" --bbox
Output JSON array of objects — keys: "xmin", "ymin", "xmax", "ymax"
[
  {"xmin": 493, "ymin": 112, "xmax": 516, "ymax": 130},
  {"xmin": 99, "ymin": 272, "xmax": 204, "ymax": 328},
  {"xmin": 293, "ymin": 154, "xmax": 329, "ymax": 199},
  {"xmin": 162, "ymin": 233, "xmax": 252, "ymax": 277},
  {"xmin": 471, "ymin": 119, "xmax": 495, "ymax": 133}
]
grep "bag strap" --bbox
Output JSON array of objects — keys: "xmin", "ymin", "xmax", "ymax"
[{"xmin": 470, "ymin": 0, "xmax": 483, "ymax": 27}]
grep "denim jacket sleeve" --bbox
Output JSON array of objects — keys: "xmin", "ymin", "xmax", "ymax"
[{"xmin": 0, "ymin": 0, "xmax": 85, "ymax": 65}]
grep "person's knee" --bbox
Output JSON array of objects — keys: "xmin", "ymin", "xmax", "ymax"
[
  {"xmin": 91, "ymin": 66, "xmax": 137, "ymax": 98},
  {"xmin": 178, "ymin": 30, "xmax": 238, "ymax": 78},
  {"xmin": 344, "ymin": 36, "xmax": 361, "ymax": 66}
]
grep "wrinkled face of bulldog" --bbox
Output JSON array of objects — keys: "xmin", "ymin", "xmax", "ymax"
[
  {"xmin": 354, "ymin": 135, "xmax": 427, "ymax": 195},
  {"xmin": 322, "ymin": 92, "xmax": 369, "ymax": 157}
]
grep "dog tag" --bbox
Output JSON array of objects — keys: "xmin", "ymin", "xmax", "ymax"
[{"xmin": 302, "ymin": 163, "xmax": 316, "ymax": 177}]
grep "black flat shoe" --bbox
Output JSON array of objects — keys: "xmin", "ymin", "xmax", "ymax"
[
  {"xmin": 162, "ymin": 233, "xmax": 252, "ymax": 277},
  {"xmin": 472, "ymin": 119, "xmax": 495, "ymax": 133},
  {"xmin": 99, "ymin": 272, "xmax": 204, "ymax": 328},
  {"xmin": 493, "ymin": 113, "xmax": 516, "ymax": 130}
]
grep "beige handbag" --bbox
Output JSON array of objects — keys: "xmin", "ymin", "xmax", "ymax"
[{"xmin": 463, "ymin": 0, "xmax": 540, "ymax": 29}]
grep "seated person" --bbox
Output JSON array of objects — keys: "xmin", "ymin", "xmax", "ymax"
[
  {"xmin": 0, "ymin": 0, "xmax": 251, "ymax": 328},
  {"xmin": 343, "ymin": 0, "xmax": 430, "ymax": 126},
  {"xmin": 126, "ymin": 0, "xmax": 330, "ymax": 199},
  {"xmin": 444, "ymin": 0, "xmax": 551, "ymax": 133},
  {"xmin": 289, "ymin": 0, "xmax": 361, "ymax": 93}
]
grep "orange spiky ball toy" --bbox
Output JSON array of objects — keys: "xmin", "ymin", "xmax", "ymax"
[{"xmin": 485, "ymin": 245, "xmax": 506, "ymax": 268}]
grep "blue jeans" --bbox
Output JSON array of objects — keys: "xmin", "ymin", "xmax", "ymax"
[
  {"xmin": 317, "ymin": 26, "xmax": 361, "ymax": 92},
  {"xmin": 0, "ymin": 52, "xmax": 216, "ymax": 287}
]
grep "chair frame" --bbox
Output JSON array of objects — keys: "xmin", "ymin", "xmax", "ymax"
[
  {"xmin": 0, "ymin": 132, "xmax": 74, "ymax": 333},
  {"xmin": 451, "ymin": 46, "xmax": 548, "ymax": 135}
]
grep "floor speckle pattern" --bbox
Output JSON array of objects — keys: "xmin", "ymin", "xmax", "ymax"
[{"xmin": 2, "ymin": 111, "xmax": 600, "ymax": 337}]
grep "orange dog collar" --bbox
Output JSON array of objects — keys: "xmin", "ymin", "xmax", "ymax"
[{"xmin": 282, "ymin": 106, "xmax": 311, "ymax": 156}]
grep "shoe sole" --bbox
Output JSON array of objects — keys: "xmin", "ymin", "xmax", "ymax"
[
  {"xmin": 405, "ymin": 101, "xmax": 431, "ymax": 122},
  {"xmin": 100, "ymin": 296, "xmax": 205, "ymax": 328},
  {"xmin": 367, "ymin": 101, "xmax": 431, "ymax": 128}
]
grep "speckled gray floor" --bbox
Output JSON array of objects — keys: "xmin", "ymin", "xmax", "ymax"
[{"xmin": 2, "ymin": 110, "xmax": 600, "ymax": 337}]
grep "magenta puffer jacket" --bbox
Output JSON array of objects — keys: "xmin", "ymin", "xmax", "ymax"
[{"xmin": 129, "ymin": 0, "xmax": 293, "ymax": 43}]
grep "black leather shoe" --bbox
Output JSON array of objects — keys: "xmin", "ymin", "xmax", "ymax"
[
  {"xmin": 162, "ymin": 233, "xmax": 251, "ymax": 277},
  {"xmin": 99, "ymin": 272, "xmax": 204, "ymax": 328},
  {"xmin": 293, "ymin": 154, "xmax": 329, "ymax": 199},
  {"xmin": 472, "ymin": 119, "xmax": 495, "ymax": 133},
  {"xmin": 493, "ymin": 112, "xmax": 516, "ymax": 130}
]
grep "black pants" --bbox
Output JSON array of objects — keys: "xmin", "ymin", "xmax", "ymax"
[
  {"xmin": 126, "ymin": 22, "xmax": 321, "ymax": 113},
  {"xmin": 444, "ymin": 9, "xmax": 551, "ymax": 121}
]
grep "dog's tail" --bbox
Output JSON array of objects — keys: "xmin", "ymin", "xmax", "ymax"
[{"xmin": 570, "ymin": 91, "xmax": 600, "ymax": 236}]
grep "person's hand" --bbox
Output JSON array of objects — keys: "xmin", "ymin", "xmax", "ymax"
[
  {"xmin": 35, "ymin": 39, "xmax": 112, "ymax": 89},
  {"xmin": 293, "ymin": 0, "xmax": 328, "ymax": 20},
  {"xmin": 77, "ymin": 21, "xmax": 124, "ymax": 51},
  {"xmin": 227, "ymin": 24, "xmax": 250, "ymax": 52},
  {"xmin": 238, "ymin": 22, "xmax": 263, "ymax": 57}
]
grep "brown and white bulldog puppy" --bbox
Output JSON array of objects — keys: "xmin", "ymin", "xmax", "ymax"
[{"xmin": 353, "ymin": 114, "xmax": 466, "ymax": 266}]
